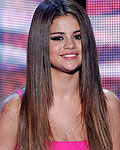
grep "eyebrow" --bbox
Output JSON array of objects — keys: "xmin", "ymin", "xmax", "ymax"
[{"xmin": 50, "ymin": 30, "xmax": 80, "ymax": 35}]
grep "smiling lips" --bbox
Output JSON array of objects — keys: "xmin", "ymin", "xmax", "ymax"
[{"xmin": 61, "ymin": 53, "xmax": 78, "ymax": 59}]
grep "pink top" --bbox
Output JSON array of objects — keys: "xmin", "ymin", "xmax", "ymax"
[
  {"xmin": 16, "ymin": 89, "xmax": 89, "ymax": 150},
  {"xmin": 16, "ymin": 141, "xmax": 89, "ymax": 150},
  {"xmin": 48, "ymin": 141, "xmax": 89, "ymax": 150}
]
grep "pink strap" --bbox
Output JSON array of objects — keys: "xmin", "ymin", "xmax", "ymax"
[{"xmin": 16, "ymin": 89, "xmax": 24, "ymax": 99}]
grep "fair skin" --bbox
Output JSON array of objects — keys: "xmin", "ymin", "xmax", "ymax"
[
  {"xmin": 0, "ymin": 93, "xmax": 21, "ymax": 150},
  {"xmin": 49, "ymin": 15, "xmax": 82, "ymax": 74},
  {"xmin": 49, "ymin": 15, "xmax": 120, "ymax": 144},
  {"xmin": 0, "ymin": 14, "xmax": 120, "ymax": 149},
  {"xmin": 49, "ymin": 14, "xmax": 86, "ymax": 141}
]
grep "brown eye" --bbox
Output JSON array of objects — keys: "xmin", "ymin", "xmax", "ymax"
[
  {"xmin": 74, "ymin": 34, "xmax": 81, "ymax": 40},
  {"xmin": 51, "ymin": 36, "xmax": 64, "ymax": 41}
]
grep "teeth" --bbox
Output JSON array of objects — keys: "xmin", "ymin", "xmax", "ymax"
[{"xmin": 63, "ymin": 54, "xmax": 77, "ymax": 57}]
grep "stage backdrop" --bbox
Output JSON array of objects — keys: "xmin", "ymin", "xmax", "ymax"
[{"xmin": 0, "ymin": 0, "xmax": 120, "ymax": 103}]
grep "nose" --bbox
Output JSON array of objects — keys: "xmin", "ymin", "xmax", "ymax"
[{"xmin": 64, "ymin": 38, "xmax": 76, "ymax": 50}]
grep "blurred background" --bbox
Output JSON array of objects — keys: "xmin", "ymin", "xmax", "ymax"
[{"xmin": 0, "ymin": 0, "xmax": 120, "ymax": 103}]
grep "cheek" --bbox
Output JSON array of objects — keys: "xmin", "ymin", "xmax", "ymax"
[
  {"xmin": 49, "ymin": 47, "xmax": 58, "ymax": 63},
  {"xmin": 77, "ymin": 43, "xmax": 82, "ymax": 56},
  {"xmin": 49, "ymin": 42, "xmax": 57, "ymax": 54},
  {"xmin": 49, "ymin": 44, "xmax": 54, "ymax": 59},
  {"xmin": 49, "ymin": 47, "xmax": 56, "ymax": 56},
  {"xmin": 49, "ymin": 43, "xmax": 61, "ymax": 57},
  {"xmin": 76, "ymin": 41, "xmax": 82, "ymax": 49}
]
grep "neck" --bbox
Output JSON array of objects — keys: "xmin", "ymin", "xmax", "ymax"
[{"xmin": 51, "ymin": 68, "xmax": 80, "ymax": 101}]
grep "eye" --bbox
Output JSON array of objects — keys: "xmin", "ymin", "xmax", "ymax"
[
  {"xmin": 74, "ymin": 34, "xmax": 81, "ymax": 40},
  {"xmin": 51, "ymin": 36, "xmax": 64, "ymax": 41}
]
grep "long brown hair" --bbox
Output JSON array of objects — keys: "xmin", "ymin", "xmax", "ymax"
[{"xmin": 17, "ymin": 0, "xmax": 112, "ymax": 149}]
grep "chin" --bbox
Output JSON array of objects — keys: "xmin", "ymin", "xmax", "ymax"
[
  {"xmin": 63, "ymin": 65, "xmax": 82, "ymax": 74},
  {"xmin": 51, "ymin": 64, "xmax": 82, "ymax": 74}
]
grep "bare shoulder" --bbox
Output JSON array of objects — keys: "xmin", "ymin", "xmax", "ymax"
[
  {"xmin": 103, "ymin": 89, "xmax": 120, "ymax": 150},
  {"xmin": 0, "ymin": 93, "xmax": 22, "ymax": 149},
  {"xmin": 0, "ymin": 93, "xmax": 22, "ymax": 115},
  {"xmin": 103, "ymin": 88, "xmax": 120, "ymax": 121},
  {"xmin": 0, "ymin": 86, "xmax": 25, "ymax": 113},
  {"xmin": 103, "ymin": 89, "xmax": 120, "ymax": 111}
]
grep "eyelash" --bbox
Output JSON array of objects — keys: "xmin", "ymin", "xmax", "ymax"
[
  {"xmin": 74, "ymin": 34, "xmax": 81, "ymax": 40},
  {"xmin": 51, "ymin": 36, "xmax": 63, "ymax": 41},
  {"xmin": 50, "ymin": 34, "xmax": 81, "ymax": 41}
]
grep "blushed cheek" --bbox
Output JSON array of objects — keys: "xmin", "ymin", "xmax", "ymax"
[
  {"xmin": 49, "ymin": 54, "xmax": 53, "ymax": 64},
  {"xmin": 49, "ymin": 51, "xmax": 56, "ymax": 64},
  {"xmin": 49, "ymin": 45, "xmax": 54, "ymax": 62}
]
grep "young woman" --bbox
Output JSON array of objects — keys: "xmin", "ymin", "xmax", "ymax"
[{"xmin": 0, "ymin": 0, "xmax": 120, "ymax": 150}]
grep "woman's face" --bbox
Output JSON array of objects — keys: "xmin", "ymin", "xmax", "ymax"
[{"xmin": 49, "ymin": 14, "xmax": 82, "ymax": 74}]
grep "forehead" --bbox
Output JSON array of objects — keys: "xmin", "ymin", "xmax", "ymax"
[{"xmin": 50, "ymin": 14, "xmax": 80, "ymax": 32}]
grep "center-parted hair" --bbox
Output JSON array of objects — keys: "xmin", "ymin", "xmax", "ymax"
[{"xmin": 18, "ymin": 0, "xmax": 112, "ymax": 150}]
